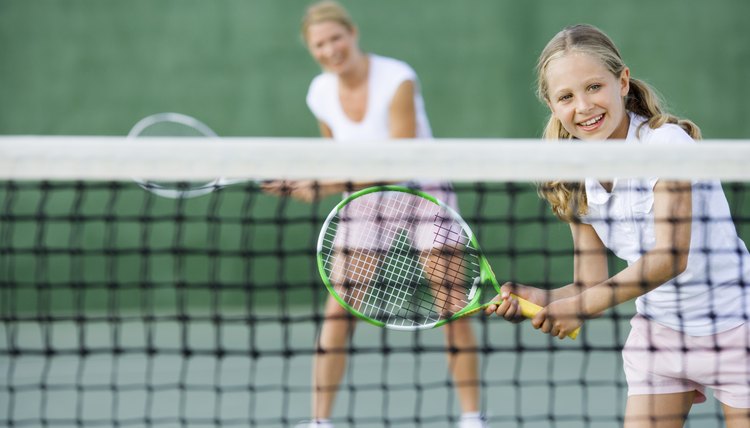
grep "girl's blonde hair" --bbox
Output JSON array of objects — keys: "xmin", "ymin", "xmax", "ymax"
[
  {"xmin": 301, "ymin": 1, "xmax": 355, "ymax": 42},
  {"xmin": 536, "ymin": 24, "xmax": 701, "ymax": 222}
]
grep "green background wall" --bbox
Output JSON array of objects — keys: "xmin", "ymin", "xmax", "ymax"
[
  {"xmin": 2, "ymin": 0, "xmax": 749, "ymax": 138},
  {"xmin": 1, "ymin": 0, "xmax": 749, "ymax": 313}
]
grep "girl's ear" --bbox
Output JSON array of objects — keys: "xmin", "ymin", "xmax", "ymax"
[{"xmin": 620, "ymin": 67, "xmax": 630, "ymax": 97}]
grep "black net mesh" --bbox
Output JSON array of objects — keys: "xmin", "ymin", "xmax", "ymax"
[{"xmin": 1, "ymin": 180, "xmax": 748, "ymax": 427}]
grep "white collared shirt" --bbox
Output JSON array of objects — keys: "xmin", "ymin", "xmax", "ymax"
[{"xmin": 581, "ymin": 113, "xmax": 750, "ymax": 335}]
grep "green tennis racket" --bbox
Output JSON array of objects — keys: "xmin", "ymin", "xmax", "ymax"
[{"xmin": 316, "ymin": 185, "xmax": 579, "ymax": 339}]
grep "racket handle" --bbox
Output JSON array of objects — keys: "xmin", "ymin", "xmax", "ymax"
[
  {"xmin": 512, "ymin": 294, "xmax": 580, "ymax": 340},
  {"xmin": 470, "ymin": 296, "xmax": 580, "ymax": 340},
  {"xmin": 513, "ymin": 293, "xmax": 542, "ymax": 318}
]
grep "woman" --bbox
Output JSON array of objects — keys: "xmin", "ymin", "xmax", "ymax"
[{"xmin": 265, "ymin": 2, "xmax": 487, "ymax": 427}]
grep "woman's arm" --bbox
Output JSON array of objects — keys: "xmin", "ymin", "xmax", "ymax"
[
  {"xmin": 389, "ymin": 80, "xmax": 417, "ymax": 139},
  {"xmin": 267, "ymin": 81, "xmax": 420, "ymax": 202},
  {"xmin": 292, "ymin": 80, "xmax": 419, "ymax": 200},
  {"xmin": 261, "ymin": 120, "xmax": 341, "ymax": 200},
  {"xmin": 318, "ymin": 121, "xmax": 333, "ymax": 138}
]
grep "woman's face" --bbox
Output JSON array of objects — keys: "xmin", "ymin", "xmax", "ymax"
[
  {"xmin": 306, "ymin": 21, "xmax": 359, "ymax": 75},
  {"xmin": 545, "ymin": 51, "xmax": 630, "ymax": 140}
]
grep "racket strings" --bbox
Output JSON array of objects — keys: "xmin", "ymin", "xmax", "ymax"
[
  {"xmin": 423, "ymin": 214, "xmax": 481, "ymax": 315},
  {"xmin": 357, "ymin": 195, "xmax": 436, "ymax": 325},
  {"xmin": 321, "ymin": 191, "xmax": 479, "ymax": 328}
]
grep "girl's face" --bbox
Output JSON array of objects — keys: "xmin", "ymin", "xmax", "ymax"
[
  {"xmin": 545, "ymin": 51, "xmax": 630, "ymax": 140},
  {"xmin": 306, "ymin": 21, "xmax": 359, "ymax": 75}
]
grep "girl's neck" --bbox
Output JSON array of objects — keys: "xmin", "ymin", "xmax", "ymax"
[
  {"xmin": 339, "ymin": 52, "xmax": 369, "ymax": 89},
  {"xmin": 610, "ymin": 110, "xmax": 631, "ymax": 140}
]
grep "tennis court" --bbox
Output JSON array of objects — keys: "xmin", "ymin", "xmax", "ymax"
[{"xmin": 0, "ymin": 305, "xmax": 729, "ymax": 426}]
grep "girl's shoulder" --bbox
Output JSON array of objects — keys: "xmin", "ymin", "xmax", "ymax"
[{"xmin": 631, "ymin": 114, "xmax": 695, "ymax": 146}]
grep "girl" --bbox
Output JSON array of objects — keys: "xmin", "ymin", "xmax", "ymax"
[
  {"xmin": 488, "ymin": 24, "xmax": 750, "ymax": 427},
  {"xmin": 264, "ymin": 2, "xmax": 486, "ymax": 427}
]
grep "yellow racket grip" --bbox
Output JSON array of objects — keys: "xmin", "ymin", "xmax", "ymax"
[{"xmin": 511, "ymin": 294, "xmax": 580, "ymax": 340}]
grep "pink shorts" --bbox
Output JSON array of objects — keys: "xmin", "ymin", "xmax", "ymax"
[
  {"xmin": 334, "ymin": 188, "xmax": 461, "ymax": 251},
  {"xmin": 623, "ymin": 314, "xmax": 750, "ymax": 408}
]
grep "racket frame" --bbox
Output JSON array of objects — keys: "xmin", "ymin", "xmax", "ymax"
[
  {"xmin": 317, "ymin": 185, "xmax": 500, "ymax": 330},
  {"xmin": 128, "ymin": 112, "xmax": 243, "ymax": 198},
  {"xmin": 317, "ymin": 185, "xmax": 580, "ymax": 339}
]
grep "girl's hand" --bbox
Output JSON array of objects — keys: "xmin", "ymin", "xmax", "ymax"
[
  {"xmin": 531, "ymin": 296, "xmax": 585, "ymax": 340},
  {"xmin": 484, "ymin": 282, "xmax": 549, "ymax": 323}
]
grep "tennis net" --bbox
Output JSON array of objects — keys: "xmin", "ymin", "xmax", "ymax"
[{"xmin": 1, "ymin": 136, "xmax": 749, "ymax": 427}]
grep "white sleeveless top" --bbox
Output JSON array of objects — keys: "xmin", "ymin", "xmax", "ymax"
[
  {"xmin": 580, "ymin": 113, "xmax": 750, "ymax": 335},
  {"xmin": 305, "ymin": 54, "xmax": 453, "ymax": 202},
  {"xmin": 306, "ymin": 54, "xmax": 432, "ymax": 141}
]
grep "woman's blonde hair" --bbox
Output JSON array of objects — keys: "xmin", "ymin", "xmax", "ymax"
[
  {"xmin": 301, "ymin": 1, "xmax": 355, "ymax": 42},
  {"xmin": 536, "ymin": 24, "xmax": 701, "ymax": 222}
]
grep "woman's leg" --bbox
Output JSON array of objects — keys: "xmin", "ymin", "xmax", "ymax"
[
  {"xmin": 312, "ymin": 294, "xmax": 356, "ymax": 420},
  {"xmin": 312, "ymin": 248, "xmax": 379, "ymax": 420},
  {"xmin": 444, "ymin": 318, "xmax": 481, "ymax": 414},
  {"xmin": 422, "ymin": 249, "xmax": 483, "ymax": 418}
]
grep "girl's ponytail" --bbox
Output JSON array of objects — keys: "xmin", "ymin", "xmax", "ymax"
[{"xmin": 628, "ymin": 78, "xmax": 702, "ymax": 140}]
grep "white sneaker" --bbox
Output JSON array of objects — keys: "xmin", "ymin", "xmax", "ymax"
[
  {"xmin": 458, "ymin": 413, "xmax": 488, "ymax": 428},
  {"xmin": 294, "ymin": 420, "xmax": 333, "ymax": 428}
]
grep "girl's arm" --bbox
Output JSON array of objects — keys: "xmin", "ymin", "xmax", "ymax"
[
  {"xmin": 549, "ymin": 222, "xmax": 610, "ymax": 301},
  {"xmin": 536, "ymin": 179, "xmax": 693, "ymax": 338},
  {"xmin": 486, "ymin": 221, "xmax": 608, "ymax": 319}
]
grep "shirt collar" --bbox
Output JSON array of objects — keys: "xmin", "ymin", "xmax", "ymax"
[{"xmin": 585, "ymin": 179, "xmax": 612, "ymax": 205}]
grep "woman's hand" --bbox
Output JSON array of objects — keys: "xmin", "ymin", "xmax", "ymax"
[
  {"xmin": 261, "ymin": 180, "xmax": 340, "ymax": 202},
  {"xmin": 260, "ymin": 180, "xmax": 295, "ymax": 197}
]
